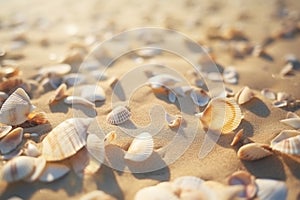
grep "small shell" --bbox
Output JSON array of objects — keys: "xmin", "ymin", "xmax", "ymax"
[
  {"xmin": 255, "ymin": 179, "xmax": 287, "ymax": 200},
  {"xmin": 38, "ymin": 163, "xmax": 70, "ymax": 182},
  {"xmin": 235, "ymin": 86, "xmax": 254, "ymax": 105},
  {"xmin": 199, "ymin": 98, "xmax": 242, "ymax": 134},
  {"xmin": 80, "ymin": 190, "xmax": 117, "ymax": 200},
  {"xmin": 286, "ymin": 111, "xmax": 300, "ymax": 119},
  {"xmin": 49, "ymin": 83, "xmax": 68, "ymax": 104},
  {"xmin": 24, "ymin": 156, "xmax": 46, "ymax": 182},
  {"xmin": 148, "ymin": 74, "xmax": 181, "ymax": 88},
  {"xmin": 134, "ymin": 186, "xmax": 179, "ymax": 200},
  {"xmin": 41, "ymin": 118, "xmax": 93, "ymax": 161},
  {"xmin": 64, "ymin": 96, "xmax": 95, "ymax": 109},
  {"xmin": 223, "ymin": 67, "xmax": 238, "ymax": 84},
  {"xmin": 230, "ymin": 129, "xmax": 244, "ymax": 146},
  {"xmin": 207, "ymin": 72, "xmax": 223, "ymax": 82},
  {"xmin": 0, "ymin": 125, "xmax": 12, "ymax": 139},
  {"xmin": 124, "ymin": 132, "xmax": 154, "ymax": 162},
  {"xmin": 0, "ymin": 88, "xmax": 35, "ymax": 125},
  {"xmin": 237, "ymin": 143, "xmax": 273, "ymax": 161},
  {"xmin": 280, "ymin": 63, "xmax": 293, "ymax": 76},
  {"xmin": 228, "ymin": 171, "xmax": 257, "ymax": 199},
  {"xmin": 173, "ymin": 176, "xmax": 204, "ymax": 191},
  {"xmin": 104, "ymin": 131, "xmax": 117, "ymax": 145},
  {"xmin": 165, "ymin": 113, "xmax": 182, "ymax": 128},
  {"xmin": 270, "ymin": 130, "xmax": 300, "ymax": 155},
  {"xmin": 1, "ymin": 156, "xmax": 36, "ymax": 183},
  {"xmin": 23, "ymin": 141, "xmax": 41, "ymax": 157},
  {"xmin": 0, "ymin": 127, "xmax": 23, "ymax": 154},
  {"xmin": 63, "ymin": 73, "xmax": 86, "ymax": 86},
  {"xmin": 86, "ymin": 134, "xmax": 105, "ymax": 163},
  {"xmin": 167, "ymin": 91, "xmax": 176, "ymax": 103},
  {"xmin": 190, "ymin": 88, "xmax": 210, "ymax": 106},
  {"xmin": 39, "ymin": 64, "xmax": 71, "ymax": 76},
  {"xmin": 261, "ymin": 88, "xmax": 276, "ymax": 100},
  {"xmin": 106, "ymin": 106, "xmax": 131, "ymax": 125},
  {"xmin": 79, "ymin": 85, "xmax": 106, "ymax": 102},
  {"xmin": 280, "ymin": 113, "xmax": 300, "ymax": 129}
]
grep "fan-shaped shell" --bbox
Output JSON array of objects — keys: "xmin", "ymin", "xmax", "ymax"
[
  {"xmin": 79, "ymin": 84, "xmax": 106, "ymax": 102},
  {"xmin": 199, "ymin": 98, "xmax": 242, "ymax": 134},
  {"xmin": 235, "ymin": 86, "xmax": 254, "ymax": 105},
  {"xmin": 237, "ymin": 143, "xmax": 273, "ymax": 161},
  {"xmin": 280, "ymin": 113, "xmax": 300, "ymax": 129},
  {"xmin": 190, "ymin": 88, "xmax": 210, "ymax": 106},
  {"xmin": 255, "ymin": 179, "xmax": 287, "ymax": 200},
  {"xmin": 41, "ymin": 118, "xmax": 93, "ymax": 161},
  {"xmin": 0, "ymin": 88, "xmax": 35, "ymax": 125},
  {"xmin": 38, "ymin": 163, "xmax": 70, "ymax": 182},
  {"xmin": 0, "ymin": 127, "xmax": 23, "ymax": 154},
  {"xmin": 228, "ymin": 171, "xmax": 257, "ymax": 199},
  {"xmin": 135, "ymin": 186, "xmax": 179, "ymax": 200},
  {"xmin": 106, "ymin": 106, "xmax": 131, "ymax": 125},
  {"xmin": 0, "ymin": 125, "xmax": 12, "ymax": 139},
  {"xmin": 270, "ymin": 130, "xmax": 300, "ymax": 155},
  {"xmin": 80, "ymin": 190, "xmax": 117, "ymax": 200},
  {"xmin": 1, "ymin": 156, "xmax": 36, "ymax": 183},
  {"xmin": 124, "ymin": 132, "xmax": 154, "ymax": 162},
  {"xmin": 86, "ymin": 134, "xmax": 105, "ymax": 164}
]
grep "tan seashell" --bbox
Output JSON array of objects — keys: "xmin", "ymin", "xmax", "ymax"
[
  {"xmin": 199, "ymin": 98, "xmax": 242, "ymax": 134},
  {"xmin": 280, "ymin": 63, "xmax": 293, "ymax": 76},
  {"xmin": 39, "ymin": 64, "xmax": 71, "ymax": 76},
  {"xmin": 277, "ymin": 92, "xmax": 290, "ymax": 101},
  {"xmin": 106, "ymin": 106, "xmax": 131, "ymax": 125},
  {"xmin": 41, "ymin": 118, "xmax": 93, "ymax": 161},
  {"xmin": 80, "ymin": 190, "xmax": 117, "ymax": 200},
  {"xmin": 64, "ymin": 96, "xmax": 95, "ymax": 109},
  {"xmin": 124, "ymin": 132, "xmax": 154, "ymax": 162},
  {"xmin": 38, "ymin": 163, "xmax": 70, "ymax": 182},
  {"xmin": 86, "ymin": 134, "xmax": 104, "ymax": 164},
  {"xmin": 0, "ymin": 125, "xmax": 12, "ymax": 139},
  {"xmin": 1, "ymin": 156, "xmax": 36, "ymax": 183},
  {"xmin": 165, "ymin": 113, "xmax": 182, "ymax": 128},
  {"xmin": 255, "ymin": 179, "xmax": 287, "ymax": 200},
  {"xmin": 228, "ymin": 171, "xmax": 257, "ymax": 199},
  {"xmin": 79, "ymin": 84, "xmax": 106, "ymax": 102},
  {"xmin": 49, "ymin": 83, "xmax": 68, "ymax": 104},
  {"xmin": 104, "ymin": 131, "xmax": 117, "ymax": 145},
  {"xmin": 23, "ymin": 141, "xmax": 41, "ymax": 157},
  {"xmin": 270, "ymin": 130, "xmax": 300, "ymax": 155},
  {"xmin": 230, "ymin": 129, "xmax": 244, "ymax": 146},
  {"xmin": 24, "ymin": 156, "xmax": 46, "ymax": 182},
  {"xmin": 0, "ymin": 127, "xmax": 23, "ymax": 154},
  {"xmin": 237, "ymin": 143, "xmax": 273, "ymax": 161},
  {"xmin": 190, "ymin": 88, "xmax": 210, "ymax": 106},
  {"xmin": 261, "ymin": 88, "xmax": 276, "ymax": 100},
  {"xmin": 0, "ymin": 88, "xmax": 35, "ymax": 125},
  {"xmin": 135, "ymin": 186, "xmax": 179, "ymax": 200},
  {"xmin": 235, "ymin": 86, "xmax": 254, "ymax": 105},
  {"xmin": 0, "ymin": 67, "xmax": 20, "ymax": 78}
]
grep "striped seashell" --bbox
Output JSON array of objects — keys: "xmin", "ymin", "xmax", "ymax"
[
  {"xmin": 135, "ymin": 186, "xmax": 179, "ymax": 200},
  {"xmin": 255, "ymin": 179, "xmax": 287, "ymax": 200},
  {"xmin": 1, "ymin": 156, "xmax": 36, "ymax": 183},
  {"xmin": 124, "ymin": 132, "xmax": 154, "ymax": 162},
  {"xmin": 49, "ymin": 83, "xmax": 68, "ymax": 105},
  {"xmin": 106, "ymin": 106, "xmax": 131, "ymax": 125},
  {"xmin": 237, "ymin": 143, "xmax": 273, "ymax": 161},
  {"xmin": 0, "ymin": 125, "xmax": 12, "ymax": 139},
  {"xmin": 80, "ymin": 190, "xmax": 117, "ymax": 200},
  {"xmin": 235, "ymin": 86, "xmax": 254, "ymax": 105},
  {"xmin": 79, "ymin": 84, "xmax": 106, "ymax": 102},
  {"xmin": 228, "ymin": 171, "xmax": 257, "ymax": 199},
  {"xmin": 41, "ymin": 118, "xmax": 93, "ymax": 161},
  {"xmin": 190, "ymin": 88, "xmax": 210, "ymax": 106},
  {"xmin": 270, "ymin": 130, "xmax": 300, "ymax": 155},
  {"xmin": 64, "ymin": 96, "xmax": 95, "ymax": 109},
  {"xmin": 280, "ymin": 112, "xmax": 300, "ymax": 129},
  {"xmin": 173, "ymin": 176, "xmax": 205, "ymax": 191},
  {"xmin": 261, "ymin": 88, "xmax": 276, "ymax": 100},
  {"xmin": 24, "ymin": 156, "xmax": 46, "ymax": 182},
  {"xmin": 198, "ymin": 98, "xmax": 242, "ymax": 134},
  {"xmin": 86, "ymin": 134, "xmax": 105, "ymax": 164},
  {"xmin": 165, "ymin": 113, "xmax": 182, "ymax": 128},
  {"xmin": 0, "ymin": 127, "xmax": 23, "ymax": 154},
  {"xmin": 38, "ymin": 163, "xmax": 70, "ymax": 182},
  {"xmin": 0, "ymin": 88, "xmax": 36, "ymax": 125}
]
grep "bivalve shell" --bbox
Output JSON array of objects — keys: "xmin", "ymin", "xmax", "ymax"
[
  {"xmin": 38, "ymin": 163, "xmax": 70, "ymax": 182},
  {"xmin": 237, "ymin": 143, "xmax": 273, "ymax": 161},
  {"xmin": 106, "ymin": 106, "xmax": 131, "ymax": 125},
  {"xmin": 235, "ymin": 86, "xmax": 254, "ymax": 105},
  {"xmin": 0, "ymin": 127, "xmax": 23, "ymax": 154}
]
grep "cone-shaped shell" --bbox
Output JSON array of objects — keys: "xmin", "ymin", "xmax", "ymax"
[
  {"xmin": 237, "ymin": 143, "xmax": 273, "ymax": 161},
  {"xmin": 199, "ymin": 98, "xmax": 242, "ymax": 134},
  {"xmin": 41, "ymin": 118, "xmax": 93, "ymax": 161},
  {"xmin": 235, "ymin": 86, "xmax": 254, "ymax": 105},
  {"xmin": 0, "ymin": 127, "xmax": 23, "ymax": 154},
  {"xmin": 0, "ymin": 88, "xmax": 35, "ymax": 125},
  {"xmin": 270, "ymin": 130, "xmax": 300, "ymax": 155},
  {"xmin": 106, "ymin": 106, "xmax": 131, "ymax": 125}
]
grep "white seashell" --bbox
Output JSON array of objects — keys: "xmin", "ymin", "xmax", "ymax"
[
  {"xmin": 270, "ymin": 130, "xmax": 300, "ymax": 155},
  {"xmin": 104, "ymin": 131, "xmax": 117, "ymax": 145},
  {"xmin": 148, "ymin": 74, "xmax": 181, "ymax": 88},
  {"xmin": 38, "ymin": 64, "xmax": 71, "ymax": 76},
  {"xmin": 167, "ymin": 91, "xmax": 176, "ymax": 103},
  {"xmin": 64, "ymin": 96, "xmax": 95, "ymax": 109},
  {"xmin": 0, "ymin": 125, "xmax": 12, "ymax": 139},
  {"xmin": 49, "ymin": 83, "xmax": 68, "ymax": 104},
  {"xmin": 38, "ymin": 163, "xmax": 70, "ymax": 182},
  {"xmin": 1, "ymin": 148, "xmax": 23, "ymax": 160},
  {"xmin": 165, "ymin": 113, "xmax": 182, "ymax": 128},
  {"xmin": 228, "ymin": 171, "xmax": 257, "ymax": 199},
  {"xmin": 280, "ymin": 112, "xmax": 300, "ymax": 129},
  {"xmin": 207, "ymin": 72, "xmax": 223, "ymax": 82},
  {"xmin": 106, "ymin": 106, "xmax": 131, "ymax": 125},
  {"xmin": 261, "ymin": 88, "xmax": 276, "ymax": 100},
  {"xmin": 63, "ymin": 73, "xmax": 86, "ymax": 86},
  {"xmin": 190, "ymin": 88, "xmax": 210, "ymax": 106},
  {"xmin": 255, "ymin": 179, "xmax": 287, "ymax": 200},
  {"xmin": 272, "ymin": 100, "xmax": 287, "ymax": 108},
  {"xmin": 203, "ymin": 181, "xmax": 244, "ymax": 200},
  {"xmin": 86, "ymin": 134, "xmax": 105, "ymax": 164},
  {"xmin": 124, "ymin": 132, "xmax": 154, "ymax": 162},
  {"xmin": 136, "ymin": 48, "xmax": 162, "ymax": 58},
  {"xmin": 277, "ymin": 92, "xmax": 290, "ymax": 101},
  {"xmin": 223, "ymin": 67, "xmax": 238, "ymax": 84},
  {"xmin": 134, "ymin": 186, "xmax": 179, "ymax": 200},
  {"xmin": 79, "ymin": 84, "xmax": 106, "ymax": 102},
  {"xmin": 23, "ymin": 141, "xmax": 41, "ymax": 157},
  {"xmin": 1, "ymin": 156, "xmax": 36, "ymax": 183},
  {"xmin": 0, "ymin": 88, "xmax": 36, "ymax": 125},
  {"xmin": 24, "ymin": 156, "xmax": 46, "ymax": 182},
  {"xmin": 237, "ymin": 143, "xmax": 273, "ymax": 161},
  {"xmin": 280, "ymin": 63, "xmax": 293, "ymax": 76},
  {"xmin": 0, "ymin": 127, "xmax": 23, "ymax": 154},
  {"xmin": 235, "ymin": 86, "xmax": 254, "ymax": 105},
  {"xmin": 80, "ymin": 190, "xmax": 117, "ymax": 200},
  {"xmin": 41, "ymin": 118, "xmax": 93, "ymax": 161},
  {"xmin": 173, "ymin": 176, "xmax": 204, "ymax": 191},
  {"xmin": 230, "ymin": 129, "xmax": 244, "ymax": 146}
]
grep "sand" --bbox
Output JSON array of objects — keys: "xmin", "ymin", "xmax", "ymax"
[{"xmin": 0, "ymin": 0, "xmax": 300, "ymax": 199}]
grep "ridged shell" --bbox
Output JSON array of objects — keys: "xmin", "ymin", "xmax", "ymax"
[
  {"xmin": 148, "ymin": 74, "xmax": 181, "ymax": 88},
  {"xmin": 190, "ymin": 88, "xmax": 210, "ymax": 106},
  {"xmin": 106, "ymin": 106, "xmax": 131, "ymax": 125},
  {"xmin": 270, "ymin": 130, "xmax": 300, "ymax": 155},
  {"xmin": 228, "ymin": 171, "xmax": 257, "ymax": 199},
  {"xmin": 24, "ymin": 156, "xmax": 46, "ymax": 182},
  {"xmin": 173, "ymin": 176, "xmax": 204, "ymax": 191},
  {"xmin": 0, "ymin": 88, "xmax": 35, "ymax": 125},
  {"xmin": 0, "ymin": 127, "xmax": 23, "ymax": 154},
  {"xmin": 49, "ymin": 83, "xmax": 68, "ymax": 104},
  {"xmin": 79, "ymin": 85, "xmax": 106, "ymax": 102},
  {"xmin": 235, "ymin": 86, "xmax": 254, "ymax": 105},
  {"xmin": 80, "ymin": 190, "xmax": 117, "ymax": 200},
  {"xmin": 135, "ymin": 186, "xmax": 179, "ymax": 200},
  {"xmin": 1, "ymin": 156, "xmax": 35, "ymax": 183},
  {"xmin": 199, "ymin": 98, "xmax": 242, "ymax": 134},
  {"xmin": 0, "ymin": 125, "xmax": 12, "ymax": 139},
  {"xmin": 165, "ymin": 113, "xmax": 182, "ymax": 128},
  {"xmin": 86, "ymin": 134, "xmax": 105, "ymax": 163},
  {"xmin": 124, "ymin": 132, "xmax": 154, "ymax": 162},
  {"xmin": 280, "ymin": 112, "xmax": 300, "ymax": 129},
  {"xmin": 255, "ymin": 179, "xmax": 287, "ymax": 200},
  {"xmin": 237, "ymin": 143, "xmax": 273, "ymax": 161},
  {"xmin": 41, "ymin": 118, "xmax": 93, "ymax": 161},
  {"xmin": 38, "ymin": 163, "xmax": 70, "ymax": 182}
]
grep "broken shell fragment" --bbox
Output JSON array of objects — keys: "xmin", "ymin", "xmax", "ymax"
[
  {"xmin": 280, "ymin": 63, "xmax": 293, "ymax": 76},
  {"xmin": 0, "ymin": 127, "xmax": 23, "ymax": 154},
  {"xmin": 106, "ymin": 106, "xmax": 131, "ymax": 125},
  {"xmin": 235, "ymin": 86, "xmax": 254, "ymax": 105},
  {"xmin": 173, "ymin": 176, "xmax": 205, "ymax": 191},
  {"xmin": 38, "ymin": 163, "xmax": 70, "ymax": 182},
  {"xmin": 237, "ymin": 143, "xmax": 273, "ymax": 161},
  {"xmin": 167, "ymin": 91, "xmax": 176, "ymax": 103},
  {"xmin": 223, "ymin": 67, "xmax": 238, "ymax": 84}
]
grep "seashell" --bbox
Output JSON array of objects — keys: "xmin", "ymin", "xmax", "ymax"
[
  {"xmin": 0, "ymin": 127, "xmax": 23, "ymax": 154},
  {"xmin": 261, "ymin": 88, "xmax": 276, "ymax": 100},
  {"xmin": 124, "ymin": 132, "xmax": 154, "ymax": 162},
  {"xmin": 148, "ymin": 74, "xmax": 181, "ymax": 88},
  {"xmin": 49, "ymin": 76, "xmax": 63, "ymax": 89},
  {"xmin": 24, "ymin": 156, "xmax": 46, "ymax": 182},
  {"xmin": 0, "ymin": 88, "xmax": 36, "ymax": 125},
  {"xmin": 0, "ymin": 77, "xmax": 23, "ymax": 93},
  {"xmin": 255, "ymin": 179, "xmax": 287, "ymax": 200},
  {"xmin": 49, "ymin": 83, "xmax": 68, "ymax": 104},
  {"xmin": 190, "ymin": 88, "xmax": 210, "ymax": 106},
  {"xmin": 0, "ymin": 125, "xmax": 12, "ymax": 139},
  {"xmin": 207, "ymin": 72, "xmax": 223, "ymax": 82},
  {"xmin": 165, "ymin": 113, "xmax": 182, "ymax": 128},
  {"xmin": 41, "ymin": 118, "xmax": 93, "ymax": 161},
  {"xmin": 63, "ymin": 73, "xmax": 86, "ymax": 86},
  {"xmin": 136, "ymin": 48, "xmax": 162, "ymax": 58},
  {"xmin": 38, "ymin": 64, "xmax": 71, "ymax": 76},
  {"xmin": 106, "ymin": 106, "xmax": 131, "ymax": 125},
  {"xmin": 173, "ymin": 176, "xmax": 204, "ymax": 191},
  {"xmin": 27, "ymin": 111, "xmax": 48, "ymax": 125},
  {"xmin": 198, "ymin": 98, "xmax": 242, "ymax": 134},
  {"xmin": 237, "ymin": 143, "xmax": 273, "ymax": 161},
  {"xmin": 23, "ymin": 141, "xmax": 41, "ymax": 157},
  {"xmin": 280, "ymin": 112, "xmax": 300, "ymax": 129},
  {"xmin": 86, "ymin": 134, "xmax": 105, "ymax": 163},
  {"xmin": 79, "ymin": 84, "xmax": 106, "ymax": 102},
  {"xmin": 225, "ymin": 87, "xmax": 235, "ymax": 97},
  {"xmin": 1, "ymin": 156, "xmax": 36, "ymax": 183},
  {"xmin": 167, "ymin": 91, "xmax": 176, "ymax": 103},
  {"xmin": 134, "ymin": 186, "xmax": 179, "ymax": 200},
  {"xmin": 230, "ymin": 129, "xmax": 244, "ymax": 146},
  {"xmin": 223, "ymin": 67, "xmax": 238, "ymax": 84},
  {"xmin": 235, "ymin": 86, "xmax": 254, "ymax": 105},
  {"xmin": 38, "ymin": 163, "xmax": 70, "ymax": 182},
  {"xmin": 83, "ymin": 157, "xmax": 102, "ymax": 175},
  {"xmin": 280, "ymin": 63, "xmax": 293, "ymax": 76},
  {"xmin": 64, "ymin": 96, "xmax": 95, "ymax": 109},
  {"xmin": 1, "ymin": 148, "xmax": 23, "ymax": 160},
  {"xmin": 80, "ymin": 190, "xmax": 117, "ymax": 200},
  {"xmin": 69, "ymin": 148, "xmax": 90, "ymax": 176},
  {"xmin": 107, "ymin": 76, "xmax": 118, "ymax": 88},
  {"xmin": 228, "ymin": 171, "xmax": 257, "ymax": 199},
  {"xmin": 104, "ymin": 131, "xmax": 117, "ymax": 145},
  {"xmin": 6, "ymin": 196, "xmax": 24, "ymax": 200},
  {"xmin": 0, "ymin": 67, "xmax": 20, "ymax": 78},
  {"xmin": 272, "ymin": 100, "xmax": 287, "ymax": 108},
  {"xmin": 277, "ymin": 92, "xmax": 290, "ymax": 101},
  {"xmin": 270, "ymin": 130, "xmax": 300, "ymax": 155}
]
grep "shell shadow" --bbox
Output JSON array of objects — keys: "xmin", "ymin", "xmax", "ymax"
[
  {"xmin": 237, "ymin": 119, "xmax": 254, "ymax": 137},
  {"xmin": 111, "ymin": 82, "xmax": 126, "ymax": 102},
  {"xmin": 280, "ymin": 153, "xmax": 300, "ymax": 180},
  {"xmin": 49, "ymin": 100, "xmax": 69, "ymax": 113},
  {"xmin": 242, "ymin": 97, "xmax": 270, "ymax": 118}
]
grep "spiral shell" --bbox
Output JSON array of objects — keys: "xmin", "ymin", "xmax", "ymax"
[{"xmin": 106, "ymin": 106, "xmax": 131, "ymax": 125}]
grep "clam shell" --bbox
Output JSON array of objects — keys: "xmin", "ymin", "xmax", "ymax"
[
  {"xmin": 49, "ymin": 83, "xmax": 68, "ymax": 104},
  {"xmin": 0, "ymin": 88, "xmax": 35, "ymax": 125},
  {"xmin": 173, "ymin": 176, "xmax": 204, "ymax": 191},
  {"xmin": 24, "ymin": 156, "xmax": 46, "ymax": 182},
  {"xmin": 148, "ymin": 74, "xmax": 181, "ymax": 88},
  {"xmin": 134, "ymin": 186, "xmax": 179, "ymax": 200},
  {"xmin": 230, "ymin": 129, "xmax": 244, "ymax": 146},
  {"xmin": 41, "ymin": 118, "xmax": 93, "ymax": 161},
  {"xmin": 86, "ymin": 134, "xmax": 105, "ymax": 163},
  {"xmin": 1, "ymin": 156, "xmax": 36, "ymax": 183},
  {"xmin": 64, "ymin": 96, "xmax": 95, "ymax": 109},
  {"xmin": 106, "ymin": 106, "xmax": 131, "ymax": 125},
  {"xmin": 255, "ymin": 179, "xmax": 287, "ymax": 200},
  {"xmin": 0, "ymin": 127, "xmax": 23, "ymax": 154},
  {"xmin": 235, "ymin": 86, "xmax": 254, "ymax": 105},
  {"xmin": 104, "ymin": 131, "xmax": 117, "ymax": 145},
  {"xmin": 228, "ymin": 171, "xmax": 257, "ymax": 199},
  {"xmin": 270, "ymin": 130, "xmax": 300, "ymax": 155},
  {"xmin": 237, "ymin": 143, "xmax": 273, "ymax": 161},
  {"xmin": 38, "ymin": 163, "xmax": 70, "ymax": 182},
  {"xmin": 261, "ymin": 88, "xmax": 276, "ymax": 100},
  {"xmin": 0, "ymin": 125, "xmax": 12, "ymax": 139},
  {"xmin": 190, "ymin": 88, "xmax": 210, "ymax": 106},
  {"xmin": 124, "ymin": 132, "xmax": 154, "ymax": 162},
  {"xmin": 165, "ymin": 113, "xmax": 182, "ymax": 128},
  {"xmin": 79, "ymin": 84, "xmax": 106, "ymax": 102},
  {"xmin": 199, "ymin": 98, "xmax": 242, "ymax": 134},
  {"xmin": 39, "ymin": 64, "xmax": 71, "ymax": 76},
  {"xmin": 80, "ymin": 190, "xmax": 117, "ymax": 200}
]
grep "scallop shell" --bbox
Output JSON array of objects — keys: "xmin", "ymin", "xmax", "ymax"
[
  {"xmin": 228, "ymin": 171, "xmax": 257, "ymax": 199},
  {"xmin": 24, "ymin": 156, "xmax": 46, "ymax": 182},
  {"xmin": 255, "ymin": 179, "xmax": 287, "ymax": 200},
  {"xmin": 39, "ymin": 64, "xmax": 71, "ymax": 76},
  {"xmin": 173, "ymin": 176, "xmax": 204, "ymax": 191},
  {"xmin": 64, "ymin": 96, "xmax": 95, "ymax": 109},
  {"xmin": 86, "ymin": 134, "xmax": 105, "ymax": 163},
  {"xmin": 80, "ymin": 190, "xmax": 117, "ymax": 200},
  {"xmin": 124, "ymin": 132, "xmax": 154, "ymax": 162},
  {"xmin": 0, "ymin": 88, "xmax": 35, "ymax": 125},
  {"xmin": 0, "ymin": 127, "xmax": 23, "ymax": 154},
  {"xmin": 235, "ymin": 86, "xmax": 254, "ymax": 105},
  {"xmin": 49, "ymin": 83, "xmax": 68, "ymax": 104},
  {"xmin": 104, "ymin": 131, "xmax": 117, "ymax": 145},
  {"xmin": 134, "ymin": 186, "xmax": 179, "ymax": 200},
  {"xmin": 106, "ymin": 106, "xmax": 131, "ymax": 125},
  {"xmin": 1, "ymin": 156, "xmax": 36, "ymax": 183},
  {"xmin": 190, "ymin": 88, "xmax": 210, "ymax": 106},
  {"xmin": 79, "ymin": 84, "xmax": 106, "ymax": 102},
  {"xmin": 237, "ymin": 143, "xmax": 273, "ymax": 161},
  {"xmin": 261, "ymin": 88, "xmax": 276, "ymax": 100},
  {"xmin": 165, "ymin": 113, "xmax": 182, "ymax": 128},
  {"xmin": 41, "ymin": 118, "xmax": 93, "ymax": 161},
  {"xmin": 38, "ymin": 163, "xmax": 70, "ymax": 182},
  {"xmin": 0, "ymin": 125, "xmax": 12, "ymax": 139},
  {"xmin": 270, "ymin": 130, "xmax": 300, "ymax": 155},
  {"xmin": 148, "ymin": 74, "xmax": 181, "ymax": 88},
  {"xmin": 199, "ymin": 98, "xmax": 242, "ymax": 134}
]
